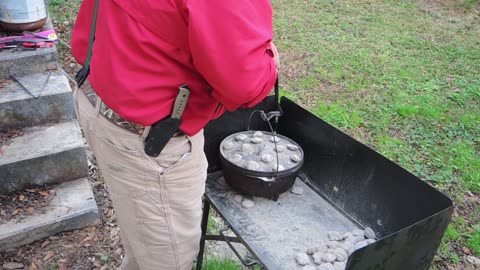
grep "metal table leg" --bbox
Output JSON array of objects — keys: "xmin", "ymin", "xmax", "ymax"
[{"xmin": 196, "ymin": 200, "xmax": 210, "ymax": 270}]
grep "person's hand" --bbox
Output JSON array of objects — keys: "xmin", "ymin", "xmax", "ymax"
[{"xmin": 270, "ymin": 42, "xmax": 280, "ymax": 71}]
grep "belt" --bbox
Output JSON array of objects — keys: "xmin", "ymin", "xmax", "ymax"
[{"xmin": 80, "ymin": 83, "xmax": 185, "ymax": 138}]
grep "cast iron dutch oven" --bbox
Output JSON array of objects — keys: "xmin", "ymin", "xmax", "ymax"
[{"xmin": 219, "ymin": 131, "xmax": 304, "ymax": 201}]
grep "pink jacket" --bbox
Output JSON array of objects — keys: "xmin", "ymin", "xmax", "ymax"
[{"xmin": 71, "ymin": 0, "xmax": 277, "ymax": 136}]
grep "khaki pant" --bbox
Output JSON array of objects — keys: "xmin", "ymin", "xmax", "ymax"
[{"xmin": 73, "ymin": 87, "xmax": 208, "ymax": 270}]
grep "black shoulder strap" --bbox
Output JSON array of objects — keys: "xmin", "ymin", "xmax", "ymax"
[
  {"xmin": 274, "ymin": 76, "xmax": 283, "ymax": 114},
  {"xmin": 75, "ymin": 0, "xmax": 100, "ymax": 87}
]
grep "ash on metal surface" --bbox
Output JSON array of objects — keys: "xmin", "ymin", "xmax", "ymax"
[{"xmin": 206, "ymin": 175, "xmax": 361, "ymax": 270}]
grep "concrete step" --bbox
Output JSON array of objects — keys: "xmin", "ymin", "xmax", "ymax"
[
  {"xmin": 0, "ymin": 47, "xmax": 57, "ymax": 80},
  {"xmin": 0, "ymin": 70, "xmax": 75, "ymax": 132},
  {"xmin": 0, "ymin": 121, "xmax": 88, "ymax": 194},
  {"xmin": 0, "ymin": 178, "xmax": 100, "ymax": 251}
]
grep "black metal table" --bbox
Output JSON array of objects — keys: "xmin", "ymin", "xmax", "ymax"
[{"xmin": 196, "ymin": 172, "xmax": 360, "ymax": 270}]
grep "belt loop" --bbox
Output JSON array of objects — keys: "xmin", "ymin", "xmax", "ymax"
[
  {"xmin": 140, "ymin": 126, "xmax": 151, "ymax": 142},
  {"xmin": 94, "ymin": 96, "xmax": 102, "ymax": 118}
]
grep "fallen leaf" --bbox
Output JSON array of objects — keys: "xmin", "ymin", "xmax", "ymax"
[
  {"xmin": 32, "ymin": 258, "xmax": 42, "ymax": 268},
  {"xmin": 3, "ymin": 262, "xmax": 23, "ymax": 269},
  {"xmin": 62, "ymin": 244, "xmax": 74, "ymax": 249},
  {"xmin": 80, "ymin": 236, "xmax": 93, "ymax": 243},
  {"xmin": 27, "ymin": 262, "xmax": 38, "ymax": 270},
  {"xmin": 38, "ymin": 191, "xmax": 49, "ymax": 197},
  {"xmin": 19, "ymin": 195, "xmax": 25, "ymax": 201},
  {"xmin": 25, "ymin": 189, "xmax": 37, "ymax": 193},
  {"xmin": 26, "ymin": 207, "xmax": 34, "ymax": 215},
  {"xmin": 59, "ymin": 263, "xmax": 68, "ymax": 270},
  {"xmin": 84, "ymin": 226, "xmax": 96, "ymax": 232},
  {"xmin": 94, "ymin": 260, "xmax": 102, "ymax": 267},
  {"xmin": 41, "ymin": 240, "xmax": 50, "ymax": 248},
  {"xmin": 43, "ymin": 251, "xmax": 54, "ymax": 261},
  {"xmin": 11, "ymin": 209, "xmax": 19, "ymax": 216}
]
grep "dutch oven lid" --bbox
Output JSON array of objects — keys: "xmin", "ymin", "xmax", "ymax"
[{"xmin": 220, "ymin": 130, "xmax": 304, "ymax": 175}]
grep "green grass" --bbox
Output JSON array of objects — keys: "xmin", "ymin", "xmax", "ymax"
[
  {"xmin": 467, "ymin": 225, "xmax": 480, "ymax": 256},
  {"xmin": 273, "ymin": 0, "xmax": 480, "ymax": 193},
  {"xmin": 48, "ymin": 0, "xmax": 82, "ymax": 24},
  {"xmin": 207, "ymin": 212, "xmax": 220, "ymax": 235},
  {"xmin": 201, "ymin": 258, "xmax": 242, "ymax": 270}
]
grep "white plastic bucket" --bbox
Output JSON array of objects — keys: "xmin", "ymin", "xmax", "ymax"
[{"xmin": 0, "ymin": 0, "xmax": 47, "ymax": 24}]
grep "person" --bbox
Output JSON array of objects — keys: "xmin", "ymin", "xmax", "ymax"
[{"xmin": 71, "ymin": 0, "xmax": 279, "ymax": 269}]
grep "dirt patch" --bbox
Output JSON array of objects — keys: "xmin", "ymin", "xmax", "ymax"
[{"xmin": 418, "ymin": 0, "xmax": 480, "ymax": 17}]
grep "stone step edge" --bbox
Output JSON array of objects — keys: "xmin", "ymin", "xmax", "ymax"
[
  {"xmin": 0, "ymin": 178, "xmax": 100, "ymax": 251},
  {"xmin": 0, "ymin": 120, "xmax": 84, "ymax": 165},
  {"xmin": 0, "ymin": 70, "xmax": 71, "ymax": 104}
]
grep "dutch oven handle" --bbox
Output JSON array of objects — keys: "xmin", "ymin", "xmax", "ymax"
[{"xmin": 219, "ymin": 227, "xmax": 260, "ymax": 267}]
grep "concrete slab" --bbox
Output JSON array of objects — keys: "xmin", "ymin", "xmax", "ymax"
[
  {"xmin": 0, "ymin": 178, "xmax": 100, "ymax": 251},
  {"xmin": 0, "ymin": 71, "xmax": 75, "ymax": 132},
  {"xmin": 0, "ymin": 121, "xmax": 88, "ymax": 194}
]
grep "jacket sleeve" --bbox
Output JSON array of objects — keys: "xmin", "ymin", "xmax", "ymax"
[{"xmin": 186, "ymin": 0, "xmax": 277, "ymax": 111}]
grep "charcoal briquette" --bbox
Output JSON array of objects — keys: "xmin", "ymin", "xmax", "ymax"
[
  {"xmin": 295, "ymin": 253, "xmax": 310, "ymax": 266},
  {"xmin": 291, "ymin": 154, "xmax": 302, "ymax": 163},
  {"xmin": 287, "ymin": 144, "xmax": 299, "ymax": 151},
  {"xmin": 233, "ymin": 194, "xmax": 243, "ymax": 203},
  {"xmin": 235, "ymin": 134, "xmax": 247, "ymax": 141},
  {"xmin": 241, "ymin": 143, "xmax": 254, "ymax": 154},
  {"xmin": 333, "ymin": 261, "xmax": 346, "ymax": 270},
  {"xmin": 261, "ymin": 154, "xmax": 273, "ymax": 163},
  {"xmin": 312, "ymin": 252, "xmax": 323, "ymax": 264},
  {"xmin": 241, "ymin": 199, "xmax": 255, "ymax": 208},
  {"xmin": 352, "ymin": 229, "xmax": 365, "ymax": 237},
  {"xmin": 247, "ymin": 160, "xmax": 259, "ymax": 170},
  {"xmin": 223, "ymin": 141, "xmax": 234, "ymax": 150},
  {"xmin": 253, "ymin": 131, "xmax": 264, "ymax": 137},
  {"xmin": 331, "ymin": 248, "xmax": 348, "ymax": 262},
  {"xmin": 250, "ymin": 137, "xmax": 263, "ymax": 144},
  {"xmin": 318, "ymin": 262, "xmax": 335, "ymax": 270},
  {"xmin": 270, "ymin": 136, "xmax": 281, "ymax": 143},
  {"xmin": 364, "ymin": 227, "xmax": 376, "ymax": 239},
  {"xmin": 322, "ymin": 253, "xmax": 336, "ymax": 263}
]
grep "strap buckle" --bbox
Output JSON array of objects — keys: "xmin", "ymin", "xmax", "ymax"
[{"xmin": 75, "ymin": 67, "xmax": 90, "ymax": 87}]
